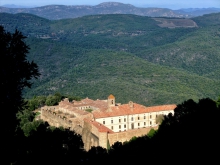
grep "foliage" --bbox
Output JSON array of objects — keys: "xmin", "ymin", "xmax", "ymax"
[
  {"xmin": 216, "ymin": 95, "xmax": 220, "ymax": 108},
  {"xmin": 25, "ymin": 93, "xmax": 81, "ymax": 107},
  {"xmin": 155, "ymin": 114, "xmax": 164, "ymax": 124},
  {"xmin": 0, "ymin": 25, "xmax": 40, "ymax": 164},
  {"xmin": 147, "ymin": 128, "xmax": 156, "ymax": 138},
  {"xmin": 0, "ymin": 25, "xmax": 40, "ymax": 134},
  {"xmin": 16, "ymin": 104, "xmax": 42, "ymax": 136},
  {"xmin": 1, "ymin": 13, "xmax": 220, "ymax": 105},
  {"xmin": 85, "ymin": 108, "xmax": 93, "ymax": 113},
  {"xmin": 15, "ymin": 122, "xmax": 84, "ymax": 165}
]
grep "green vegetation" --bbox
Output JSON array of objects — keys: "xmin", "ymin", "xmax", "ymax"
[
  {"xmin": 16, "ymin": 106, "xmax": 43, "ymax": 136},
  {"xmin": 1, "ymin": 13, "xmax": 220, "ymax": 106},
  {"xmin": 1, "ymin": 24, "xmax": 220, "ymax": 164},
  {"xmin": 24, "ymin": 93, "xmax": 81, "ymax": 109},
  {"xmin": 146, "ymin": 128, "xmax": 156, "ymax": 138},
  {"xmin": 155, "ymin": 114, "xmax": 164, "ymax": 124},
  {"xmin": 85, "ymin": 109, "xmax": 93, "ymax": 113}
]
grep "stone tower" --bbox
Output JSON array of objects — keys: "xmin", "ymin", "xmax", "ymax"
[{"xmin": 108, "ymin": 94, "xmax": 115, "ymax": 108}]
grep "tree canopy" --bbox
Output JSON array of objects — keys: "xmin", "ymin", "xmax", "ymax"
[
  {"xmin": 0, "ymin": 25, "xmax": 40, "ymax": 134},
  {"xmin": 0, "ymin": 25, "xmax": 40, "ymax": 164}
]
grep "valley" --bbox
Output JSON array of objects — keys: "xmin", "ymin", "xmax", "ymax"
[{"xmin": 0, "ymin": 12, "xmax": 220, "ymax": 106}]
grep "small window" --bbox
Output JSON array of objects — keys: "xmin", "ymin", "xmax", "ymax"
[
  {"xmin": 103, "ymin": 121, "xmax": 105, "ymax": 124},
  {"xmin": 124, "ymin": 118, "xmax": 126, "ymax": 122},
  {"xmin": 131, "ymin": 123, "xmax": 134, "ymax": 129},
  {"xmin": 119, "ymin": 125, "xmax": 121, "ymax": 129},
  {"xmin": 124, "ymin": 124, "xmax": 126, "ymax": 128},
  {"xmin": 138, "ymin": 116, "xmax": 140, "ymax": 120},
  {"xmin": 144, "ymin": 122, "xmax": 146, "ymax": 125},
  {"xmin": 111, "ymin": 120, "xmax": 113, "ymax": 124},
  {"xmin": 111, "ymin": 126, "xmax": 114, "ymax": 130},
  {"xmin": 138, "ymin": 123, "xmax": 140, "ymax": 126},
  {"xmin": 131, "ymin": 117, "xmax": 133, "ymax": 121},
  {"xmin": 150, "ymin": 115, "xmax": 152, "ymax": 119},
  {"xmin": 144, "ymin": 116, "xmax": 146, "ymax": 119},
  {"xmin": 150, "ymin": 121, "xmax": 152, "ymax": 125},
  {"xmin": 119, "ymin": 119, "xmax": 121, "ymax": 123}
]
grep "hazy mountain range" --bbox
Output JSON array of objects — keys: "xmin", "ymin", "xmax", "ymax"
[{"xmin": 1, "ymin": 2, "xmax": 220, "ymax": 20}]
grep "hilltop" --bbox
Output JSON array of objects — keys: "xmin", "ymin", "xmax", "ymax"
[
  {"xmin": 1, "ymin": 2, "xmax": 220, "ymax": 20},
  {"xmin": 0, "ymin": 12, "xmax": 220, "ymax": 106}
]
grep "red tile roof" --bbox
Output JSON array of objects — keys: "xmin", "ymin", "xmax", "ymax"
[
  {"xmin": 58, "ymin": 97, "xmax": 176, "ymax": 119},
  {"xmin": 92, "ymin": 104, "xmax": 176, "ymax": 118},
  {"xmin": 84, "ymin": 118, "xmax": 114, "ymax": 133},
  {"xmin": 108, "ymin": 94, "xmax": 115, "ymax": 99}
]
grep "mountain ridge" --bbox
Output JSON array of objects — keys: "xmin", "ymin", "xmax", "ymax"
[{"xmin": 2, "ymin": 2, "xmax": 220, "ymax": 20}]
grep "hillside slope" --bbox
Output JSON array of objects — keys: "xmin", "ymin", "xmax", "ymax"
[{"xmin": 1, "ymin": 13, "xmax": 219, "ymax": 105}]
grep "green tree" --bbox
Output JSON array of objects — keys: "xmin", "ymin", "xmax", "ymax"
[
  {"xmin": 0, "ymin": 26, "xmax": 40, "ymax": 133},
  {"xmin": 16, "ymin": 105, "xmax": 42, "ymax": 136},
  {"xmin": 147, "ymin": 128, "xmax": 156, "ymax": 138},
  {"xmin": 155, "ymin": 114, "xmax": 164, "ymax": 124},
  {"xmin": 216, "ymin": 95, "xmax": 220, "ymax": 109},
  {"xmin": 156, "ymin": 98, "xmax": 220, "ymax": 162},
  {"xmin": 0, "ymin": 25, "xmax": 40, "ymax": 164},
  {"xmin": 45, "ymin": 95, "xmax": 59, "ymax": 106}
]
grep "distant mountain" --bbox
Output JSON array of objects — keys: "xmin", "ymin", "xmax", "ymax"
[
  {"xmin": 1, "ymin": 4, "xmax": 37, "ymax": 8},
  {"xmin": 1, "ymin": 12, "xmax": 219, "ymax": 106},
  {"xmin": 0, "ymin": 2, "xmax": 188, "ymax": 20},
  {"xmin": 175, "ymin": 8, "xmax": 220, "ymax": 17}
]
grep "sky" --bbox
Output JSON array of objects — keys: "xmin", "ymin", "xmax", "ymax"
[{"xmin": 0, "ymin": 0, "xmax": 220, "ymax": 9}]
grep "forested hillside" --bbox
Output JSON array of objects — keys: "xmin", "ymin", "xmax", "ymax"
[{"xmin": 1, "ymin": 12, "xmax": 220, "ymax": 106}]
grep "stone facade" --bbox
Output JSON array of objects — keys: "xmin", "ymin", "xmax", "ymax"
[{"xmin": 40, "ymin": 95, "xmax": 176, "ymax": 150}]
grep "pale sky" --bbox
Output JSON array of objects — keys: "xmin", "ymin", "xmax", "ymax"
[{"xmin": 0, "ymin": 0, "xmax": 220, "ymax": 9}]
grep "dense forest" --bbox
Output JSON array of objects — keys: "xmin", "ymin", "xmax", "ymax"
[
  {"xmin": 1, "ymin": 11, "xmax": 220, "ymax": 164},
  {"xmin": 1, "ymin": 12, "xmax": 220, "ymax": 106}
]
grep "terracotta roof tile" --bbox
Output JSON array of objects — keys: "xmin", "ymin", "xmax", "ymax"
[
  {"xmin": 58, "ymin": 96, "xmax": 176, "ymax": 120},
  {"xmin": 108, "ymin": 94, "xmax": 115, "ymax": 99},
  {"xmin": 84, "ymin": 119, "xmax": 114, "ymax": 133},
  {"xmin": 92, "ymin": 104, "xmax": 176, "ymax": 118}
]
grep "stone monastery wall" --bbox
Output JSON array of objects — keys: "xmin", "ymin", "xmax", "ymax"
[
  {"xmin": 108, "ymin": 127, "xmax": 156, "ymax": 146},
  {"xmin": 40, "ymin": 96, "xmax": 176, "ymax": 151},
  {"xmin": 41, "ymin": 109, "xmax": 83, "ymax": 135}
]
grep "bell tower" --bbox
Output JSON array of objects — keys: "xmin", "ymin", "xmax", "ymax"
[{"xmin": 108, "ymin": 94, "xmax": 115, "ymax": 107}]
